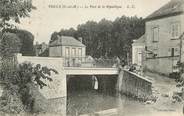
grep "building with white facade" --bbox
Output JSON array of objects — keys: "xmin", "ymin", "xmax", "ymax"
[
  {"xmin": 49, "ymin": 35, "xmax": 86, "ymax": 66},
  {"xmin": 132, "ymin": 35, "xmax": 145, "ymax": 66}
]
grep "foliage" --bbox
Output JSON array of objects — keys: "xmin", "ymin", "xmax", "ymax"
[
  {"xmin": 0, "ymin": 0, "xmax": 40, "ymax": 114},
  {"xmin": 50, "ymin": 32, "xmax": 58, "ymax": 44},
  {"xmin": 172, "ymin": 62, "xmax": 184, "ymax": 103},
  {"xmin": 16, "ymin": 63, "xmax": 58, "ymax": 89},
  {"xmin": 0, "ymin": 0, "xmax": 36, "ymax": 30},
  {"xmin": 0, "ymin": 0, "xmax": 35, "ymax": 57},
  {"xmin": 0, "ymin": 32, "xmax": 21, "ymax": 58},
  {"xmin": 0, "ymin": 84, "xmax": 24, "ymax": 113},
  {"xmin": 50, "ymin": 28, "xmax": 77, "ymax": 44},
  {"xmin": 0, "ymin": 62, "xmax": 58, "ymax": 113},
  {"xmin": 15, "ymin": 29, "xmax": 35, "ymax": 56},
  {"xmin": 0, "ymin": 29, "xmax": 35, "ymax": 56},
  {"xmin": 50, "ymin": 16, "xmax": 145, "ymax": 63},
  {"xmin": 0, "ymin": 32, "xmax": 57, "ymax": 113},
  {"xmin": 39, "ymin": 48, "xmax": 49, "ymax": 57},
  {"xmin": 15, "ymin": 63, "xmax": 58, "ymax": 111}
]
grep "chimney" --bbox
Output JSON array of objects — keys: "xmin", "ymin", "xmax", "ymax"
[{"xmin": 78, "ymin": 37, "xmax": 83, "ymax": 43}]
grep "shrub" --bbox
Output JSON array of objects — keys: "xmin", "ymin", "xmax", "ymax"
[{"xmin": 0, "ymin": 62, "xmax": 58, "ymax": 114}]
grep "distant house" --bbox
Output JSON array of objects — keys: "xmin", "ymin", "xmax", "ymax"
[
  {"xmin": 49, "ymin": 35, "xmax": 86, "ymax": 66},
  {"xmin": 132, "ymin": 35, "xmax": 145, "ymax": 66},
  {"xmin": 35, "ymin": 42, "xmax": 48, "ymax": 56},
  {"xmin": 144, "ymin": 0, "xmax": 184, "ymax": 75}
]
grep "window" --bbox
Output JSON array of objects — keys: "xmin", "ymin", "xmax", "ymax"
[
  {"xmin": 152, "ymin": 27, "xmax": 159, "ymax": 42},
  {"xmin": 78, "ymin": 48, "xmax": 82, "ymax": 57},
  {"xmin": 72, "ymin": 48, "xmax": 76, "ymax": 57},
  {"xmin": 168, "ymin": 47, "xmax": 179, "ymax": 56},
  {"xmin": 171, "ymin": 48, "xmax": 174, "ymax": 57},
  {"xmin": 65, "ymin": 47, "xmax": 70, "ymax": 57},
  {"xmin": 171, "ymin": 22, "xmax": 180, "ymax": 38}
]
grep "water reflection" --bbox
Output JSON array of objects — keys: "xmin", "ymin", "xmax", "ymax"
[
  {"xmin": 67, "ymin": 90, "xmax": 118, "ymax": 116},
  {"xmin": 67, "ymin": 75, "xmax": 151, "ymax": 116},
  {"xmin": 67, "ymin": 90, "xmax": 154, "ymax": 116},
  {"xmin": 117, "ymin": 94, "xmax": 152, "ymax": 116}
]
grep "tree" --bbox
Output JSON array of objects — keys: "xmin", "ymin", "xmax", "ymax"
[
  {"xmin": 0, "ymin": 0, "xmax": 35, "ymax": 57},
  {"xmin": 50, "ymin": 16, "xmax": 145, "ymax": 62},
  {"xmin": 0, "ymin": 0, "xmax": 36, "ymax": 31},
  {"xmin": 0, "ymin": 0, "xmax": 49, "ymax": 114},
  {"xmin": 49, "ymin": 32, "xmax": 58, "ymax": 43},
  {"xmin": 0, "ymin": 32, "xmax": 21, "ymax": 58},
  {"xmin": 97, "ymin": 19, "xmax": 113, "ymax": 57},
  {"xmin": 77, "ymin": 21, "xmax": 99, "ymax": 57},
  {"xmin": 59, "ymin": 28, "xmax": 77, "ymax": 38},
  {"xmin": 50, "ymin": 28, "xmax": 78, "ymax": 44},
  {"xmin": 0, "ymin": 32, "xmax": 21, "ymax": 81},
  {"xmin": 16, "ymin": 29, "xmax": 35, "ymax": 56},
  {"xmin": 0, "ymin": 62, "xmax": 58, "ymax": 113},
  {"xmin": 1, "ymin": 29, "xmax": 35, "ymax": 56}
]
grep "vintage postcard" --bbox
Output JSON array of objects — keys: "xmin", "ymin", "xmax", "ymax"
[{"xmin": 0, "ymin": 0, "xmax": 184, "ymax": 116}]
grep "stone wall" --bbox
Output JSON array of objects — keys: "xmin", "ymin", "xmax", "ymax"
[
  {"xmin": 118, "ymin": 70, "xmax": 152, "ymax": 100},
  {"xmin": 17, "ymin": 54, "xmax": 66, "ymax": 115},
  {"xmin": 144, "ymin": 57, "xmax": 179, "ymax": 75}
]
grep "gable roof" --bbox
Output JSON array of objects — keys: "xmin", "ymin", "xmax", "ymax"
[
  {"xmin": 132, "ymin": 35, "xmax": 145, "ymax": 46},
  {"xmin": 49, "ymin": 36, "xmax": 85, "ymax": 47},
  {"xmin": 145, "ymin": 0, "xmax": 184, "ymax": 21}
]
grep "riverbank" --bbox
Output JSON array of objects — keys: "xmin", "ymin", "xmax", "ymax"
[
  {"xmin": 67, "ymin": 71, "xmax": 183, "ymax": 116},
  {"xmin": 99, "ymin": 71, "xmax": 183, "ymax": 116},
  {"xmin": 143, "ymin": 72, "xmax": 183, "ymax": 116}
]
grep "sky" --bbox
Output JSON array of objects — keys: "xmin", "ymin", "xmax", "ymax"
[{"xmin": 17, "ymin": 0, "xmax": 170, "ymax": 43}]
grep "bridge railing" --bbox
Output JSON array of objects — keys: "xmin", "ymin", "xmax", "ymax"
[{"xmin": 63, "ymin": 57, "xmax": 119, "ymax": 68}]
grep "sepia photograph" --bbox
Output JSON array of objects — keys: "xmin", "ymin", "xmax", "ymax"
[{"xmin": 0, "ymin": 0, "xmax": 184, "ymax": 116}]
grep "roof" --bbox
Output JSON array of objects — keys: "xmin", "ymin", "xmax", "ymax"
[
  {"xmin": 132, "ymin": 35, "xmax": 145, "ymax": 46},
  {"xmin": 145, "ymin": 0, "xmax": 184, "ymax": 21},
  {"xmin": 49, "ymin": 36, "xmax": 85, "ymax": 47}
]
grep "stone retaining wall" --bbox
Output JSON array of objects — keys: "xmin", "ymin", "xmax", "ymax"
[
  {"xmin": 17, "ymin": 54, "xmax": 67, "ymax": 115},
  {"xmin": 118, "ymin": 70, "xmax": 152, "ymax": 99}
]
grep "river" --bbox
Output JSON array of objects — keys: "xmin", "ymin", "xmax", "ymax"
[
  {"xmin": 66, "ymin": 73, "xmax": 183, "ymax": 116},
  {"xmin": 67, "ymin": 89, "xmax": 155, "ymax": 116}
]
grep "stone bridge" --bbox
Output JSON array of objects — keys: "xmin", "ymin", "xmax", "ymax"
[{"xmin": 15, "ymin": 54, "xmax": 152, "ymax": 115}]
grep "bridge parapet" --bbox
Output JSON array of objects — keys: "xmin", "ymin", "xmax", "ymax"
[
  {"xmin": 63, "ymin": 57, "xmax": 119, "ymax": 68},
  {"xmin": 64, "ymin": 67, "xmax": 119, "ymax": 75}
]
